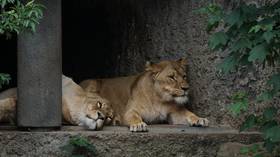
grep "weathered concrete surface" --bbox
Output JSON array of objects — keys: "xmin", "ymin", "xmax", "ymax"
[
  {"xmin": 17, "ymin": 0, "xmax": 62, "ymax": 127},
  {"xmin": 0, "ymin": 125, "xmax": 262, "ymax": 157}
]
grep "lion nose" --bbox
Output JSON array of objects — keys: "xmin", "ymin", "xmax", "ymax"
[{"xmin": 97, "ymin": 112, "xmax": 105, "ymax": 120}]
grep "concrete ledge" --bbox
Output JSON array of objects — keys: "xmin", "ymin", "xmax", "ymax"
[{"xmin": 0, "ymin": 125, "xmax": 262, "ymax": 157}]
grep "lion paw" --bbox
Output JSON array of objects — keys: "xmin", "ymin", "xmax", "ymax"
[
  {"xmin": 129, "ymin": 122, "xmax": 148, "ymax": 132},
  {"xmin": 192, "ymin": 118, "xmax": 209, "ymax": 127}
]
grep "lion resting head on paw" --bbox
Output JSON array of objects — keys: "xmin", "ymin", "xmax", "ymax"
[
  {"xmin": 85, "ymin": 92, "xmax": 115, "ymax": 126},
  {"xmin": 62, "ymin": 75, "xmax": 115, "ymax": 130},
  {"xmin": 0, "ymin": 76, "xmax": 115, "ymax": 131}
]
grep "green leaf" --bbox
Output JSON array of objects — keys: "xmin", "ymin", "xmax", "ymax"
[
  {"xmin": 228, "ymin": 101, "xmax": 248, "ymax": 116},
  {"xmin": 264, "ymin": 139, "xmax": 276, "ymax": 152},
  {"xmin": 257, "ymin": 91, "xmax": 274, "ymax": 102},
  {"xmin": 263, "ymin": 23, "xmax": 274, "ymax": 31},
  {"xmin": 262, "ymin": 31, "xmax": 274, "ymax": 43},
  {"xmin": 231, "ymin": 38, "xmax": 252, "ymax": 52},
  {"xmin": 241, "ymin": 144, "xmax": 262, "ymax": 156},
  {"xmin": 263, "ymin": 107, "xmax": 277, "ymax": 121},
  {"xmin": 194, "ymin": 7, "xmax": 208, "ymax": 14},
  {"xmin": 218, "ymin": 55, "xmax": 238, "ymax": 73},
  {"xmin": 1, "ymin": 0, "xmax": 7, "ymax": 8},
  {"xmin": 228, "ymin": 92, "xmax": 249, "ymax": 116},
  {"xmin": 240, "ymin": 115, "xmax": 257, "ymax": 131},
  {"xmin": 225, "ymin": 9, "xmax": 241, "ymax": 26},
  {"xmin": 249, "ymin": 25, "xmax": 262, "ymax": 33},
  {"xmin": 209, "ymin": 32, "xmax": 228, "ymax": 50},
  {"xmin": 239, "ymin": 54, "xmax": 252, "ymax": 66},
  {"xmin": 264, "ymin": 126, "xmax": 280, "ymax": 142},
  {"xmin": 206, "ymin": 18, "xmax": 219, "ymax": 32},
  {"xmin": 26, "ymin": 0, "xmax": 34, "ymax": 6},
  {"xmin": 248, "ymin": 44, "xmax": 268, "ymax": 62},
  {"xmin": 250, "ymin": 144, "xmax": 261, "ymax": 154},
  {"xmin": 30, "ymin": 22, "xmax": 35, "ymax": 32},
  {"xmin": 260, "ymin": 120, "xmax": 278, "ymax": 132},
  {"xmin": 268, "ymin": 73, "xmax": 280, "ymax": 92},
  {"xmin": 0, "ymin": 73, "xmax": 11, "ymax": 89},
  {"xmin": 240, "ymin": 146, "xmax": 250, "ymax": 154},
  {"xmin": 253, "ymin": 153, "xmax": 264, "ymax": 157}
]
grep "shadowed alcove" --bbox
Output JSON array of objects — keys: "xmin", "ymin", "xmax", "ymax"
[{"xmin": 62, "ymin": 0, "xmax": 149, "ymax": 82}]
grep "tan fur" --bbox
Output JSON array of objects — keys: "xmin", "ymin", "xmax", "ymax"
[
  {"xmin": 0, "ymin": 89, "xmax": 17, "ymax": 123},
  {"xmin": 62, "ymin": 75, "xmax": 108, "ymax": 130},
  {"xmin": 0, "ymin": 75, "xmax": 114, "ymax": 130},
  {"xmin": 80, "ymin": 58, "xmax": 209, "ymax": 132}
]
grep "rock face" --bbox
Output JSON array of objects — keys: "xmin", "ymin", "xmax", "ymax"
[
  {"xmin": 0, "ymin": 126, "xmax": 262, "ymax": 157},
  {"xmin": 63, "ymin": 0, "xmax": 279, "ymax": 128},
  {"xmin": 217, "ymin": 142, "xmax": 270, "ymax": 157}
]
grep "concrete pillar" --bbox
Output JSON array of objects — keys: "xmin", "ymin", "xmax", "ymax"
[{"xmin": 17, "ymin": 0, "xmax": 62, "ymax": 128}]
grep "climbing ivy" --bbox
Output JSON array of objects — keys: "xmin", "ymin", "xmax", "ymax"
[{"xmin": 198, "ymin": 1, "xmax": 280, "ymax": 156}]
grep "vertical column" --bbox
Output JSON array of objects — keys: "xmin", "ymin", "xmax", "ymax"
[{"xmin": 17, "ymin": 0, "xmax": 62, "ymax": 128}]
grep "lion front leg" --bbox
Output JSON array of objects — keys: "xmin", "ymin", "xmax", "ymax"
[
  {"xmin": 168, "ymin": 107, "xmax": 209, "ymax": 127},
  {"xmin": 124, "ymin": 110, "xmax": 147, "ymax": 132}
]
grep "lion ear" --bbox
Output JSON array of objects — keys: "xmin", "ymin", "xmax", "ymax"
[
  {"xmin": 145, "ymin": 61, "xmax": 152, "ymax": 70},
  {"xmin": 145, "ymin": 61, "xmax": 161, "ymax": 72},
  {"xmin": 177, "ymin": 57, "xmax": 187, "ymax": 66}
]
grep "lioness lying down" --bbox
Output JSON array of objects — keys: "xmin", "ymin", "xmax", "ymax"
[
  {"xmin": 80, "ymin": 58, "xmax": 209, "ymax": 132},
  {"xmin": 0, "ymin": 75, "xmax": 114, "ymax": 130}
]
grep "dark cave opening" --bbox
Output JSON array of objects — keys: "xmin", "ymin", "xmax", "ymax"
[{"xmin": 62, "ymin": 0, "xmax": 140, "ymax": 83}]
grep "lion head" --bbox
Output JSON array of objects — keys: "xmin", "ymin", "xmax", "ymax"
[
  {"xmin": 85, "ymin": 94, "xmax": 114, "ymax": 130},
  {"xmin": 145, "ymin": 58, "xmax": 189, "ymax": 104}
]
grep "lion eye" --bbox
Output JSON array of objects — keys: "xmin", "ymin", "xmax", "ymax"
[
  {"xmin": 97, "ymin": 101, "xmax": 103, "ymax": 108},
  {"xmin": 183, "ymin": 75, "xmax": 187, "ymax": 80}
]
